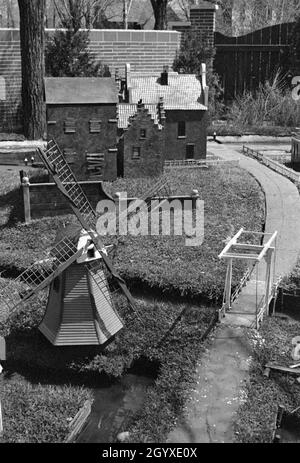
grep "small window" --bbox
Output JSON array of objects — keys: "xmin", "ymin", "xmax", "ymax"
[
  {"xmin": 186, "ymin": 144, "xmax": 195, "ymax": 159},
  {"xmin": 140, "ymin": 129, "xmax": 146, "ymax": 139},
  {"xmin": 89, "ymin": 119, "xmax": 101, "ymax": 133},
  {"xmin": 63, "ymin": 148, "xmax": 76, "ymax": 164},
  {"xmin": 64, "ymin": 118, "xmax": 76, "ymax": 133},
  {"xmin": 132, "ymin": 146, "xmax": 141, "ymax": 160},
  {"xmin": 178, "ymin": 121, "xmax": 186, "ymax": 137},
  {"xmin": 86, "ymin": 152, "xmax": 104, "ymax": 180}
]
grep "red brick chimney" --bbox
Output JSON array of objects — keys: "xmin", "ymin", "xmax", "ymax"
[{"xmin": 190, "ymin": 1, "xmax": 218, "ymax": 47}]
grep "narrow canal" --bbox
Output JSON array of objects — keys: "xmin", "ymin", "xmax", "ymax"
[{"xmin": 76, "ymin": 373, "xmax": 154, "ymax": 443}]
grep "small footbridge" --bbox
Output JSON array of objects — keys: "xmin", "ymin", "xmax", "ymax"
[{"xmin": 219, "ymin": 228, "xmax": 280, "ymax": 329}]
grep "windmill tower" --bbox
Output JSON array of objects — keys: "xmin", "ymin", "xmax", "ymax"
[{"xmin": 39, "ymin": 228, "xmax": 123, "ymax": 346}]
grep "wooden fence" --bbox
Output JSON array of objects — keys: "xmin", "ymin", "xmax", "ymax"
[
  {"xmin": 292, "ymin": 134, "xmax": 300, "ymax": 163},
  {"xmin": 164, "ymin": 159, "xmax": 240, "ymax": 170},
  {"xmin": 243, "ymin": 145, "xmax": 300, "ymax": 185},
  {"xmin": 215, "ymin": 22, "xmax": 295, "ymax": 101}
]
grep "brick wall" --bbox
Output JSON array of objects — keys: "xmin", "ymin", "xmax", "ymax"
[
  {"xmin": 0, "ymin": 29, "xmax": 22, "ymax": 132},
  {"xmin": 190, "ymin": 4, "xmax": 217, "ymax": 47},
  {"xmin": 0, "ymin": 28, "xmax": 181, "ymax": 133},
  {"xmin": 170, "ymin": 2, "xmax": 217, "ymax": 48},
  {"xmin": 164, "ymin": 110, "xmax": 207, "ymax": 161},
  {"xmin": 47, "ymin": 104, "xmax": 118, "ymax": 181},
  {"xmin": 87, "ymin": 29, "xmax": 181, "ymax": 76}
]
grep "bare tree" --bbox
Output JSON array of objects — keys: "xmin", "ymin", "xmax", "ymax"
[
  {"xmin": 53, "ymin": 0, "xmax": 122, "ymax": 29},
  {"xmin": 150, "ymin": 0, "xmax": 169, "ymax": 30},
  {"xmin": 232, "ymin": 0, "xmax": 300, "ymax": 35},
  {"xmin": 18, "ymin": 0, "xmax": 45, "ymax": 140},
  {"xmin": 171, "ymin": 0, "xmax": 190, "ymax": 20}
]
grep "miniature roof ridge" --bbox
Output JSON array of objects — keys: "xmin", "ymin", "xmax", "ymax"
[
  {"xmin": 45, "ymin": 77, "xmax": 119, "ymax": 105},
  {"xmin": 128, "ymin": 73, "xmax": 207, "ymax": 111},
  {"xmin": 117, "ymin": 102, "xmax": 162, "ymax": 129}
]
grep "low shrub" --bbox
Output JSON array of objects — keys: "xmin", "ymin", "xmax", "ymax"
[
  {"xmin": 280, "ymin": 256, "xmax": 300, "ymax": 292},
  {"xmin": 226, "ymin": 71, "xmax": 300, "ymax": 128}
]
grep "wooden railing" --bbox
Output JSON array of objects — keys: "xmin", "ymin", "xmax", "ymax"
[
  {"xmin": 219, "ymin": 271, "xmax": 282, "ymax": 330},
  {"xmin": 164, "ymin": 158, "xmax": 240, "ymax": 169},
  {"xmin": 256, "ymin": 276, "xmax": 282, "ymax": 329},
  {"xmin": 231, "ymin": 266, "xmax": 254, "ymax": 304},
  {"xmin": 243, "ymin": 146, "xmax": 300, "ymax": 185}
]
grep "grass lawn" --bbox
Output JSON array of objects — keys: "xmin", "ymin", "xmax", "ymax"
[
  {"xmin": 234, "ymin": 317, "xmax": 300, "ymax": 443},
  {"xmin": 234, "ymin": 257, "xmax": 300, "ymax": 443},
  {"xmin": 0, "ymin": 373, "xmax": 92, "ymax": 443},
  {"xmin": 0, "ymin": 166, "xmax": 265, "ymax": 301},
  {"xmin": 0, "ymin": 164, "xmax": 265, "ymax": 442}
]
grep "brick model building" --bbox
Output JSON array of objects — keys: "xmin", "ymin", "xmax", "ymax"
[
  {"xmin": 116, "ymin": 63, "xmax": 208, "ymax": 177},
  {"xmin": 117, "ymin": 98, "xmax": 165, "ymax": 177},
  {"xmin": 44, "ymin": 77, "xmax": 119, "ymax": 181}
]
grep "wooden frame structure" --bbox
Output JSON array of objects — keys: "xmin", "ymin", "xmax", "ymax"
[{"xmin": 219, "ymin": 228, "xmax": 278, "ymax": 328}]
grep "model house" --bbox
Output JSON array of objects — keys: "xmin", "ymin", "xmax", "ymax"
[
  {"xmin": 117, "ymin": 63, "xmax": 208, "ymax": 169},
  {"xmin": 44, "ymin": 77, "xmax": 119, "ymax": 181},
  {"xmin": 117, "ymin": 98, "xmax": 165, "ymax": 177}
]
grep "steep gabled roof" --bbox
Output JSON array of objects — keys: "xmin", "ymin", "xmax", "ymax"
[
  {"xmin": 117, "ymin": 102, "xmax": 161, "ymax": 129},
  {"xmin": 45, "ymin": 78, "xmax": 118, "ymax": 105},
  {"xmin": 129, "ymin": 72, "xmax": 207, "ymax": 110}
]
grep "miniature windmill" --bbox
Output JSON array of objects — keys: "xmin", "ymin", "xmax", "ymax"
[
  {"xmin": 0, "ymin": 141, "xmax": 136, "ymax": 346},
  {"xmin": 0, "ymin": 140, "xmax": 172, "ymax": 346}
]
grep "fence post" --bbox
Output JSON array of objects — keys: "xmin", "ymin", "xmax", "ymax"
[
  {"xmin": 191, "ymin": 189, "xmax": 200, "ymax": 211},
  {"xmin": 20, "ymin": 171, "xmax": 31, "ymax": 224}
]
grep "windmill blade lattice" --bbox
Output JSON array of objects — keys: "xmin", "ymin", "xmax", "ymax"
[
  {"xmin": 38, "ymin": 140, "xmax": 96, "ymax": 230},
  {"xmin": 0, "ymin": 236, "xmax": 83, "ymax": 321}
]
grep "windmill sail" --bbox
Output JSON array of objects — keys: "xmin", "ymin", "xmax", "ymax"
[
  {"xmin": 0, "ymin": 236, "xmax": 85, "ymax": 321},
  {"xmin": 37, "ymin": 140, "xmax": 96, "ymax": 230}
]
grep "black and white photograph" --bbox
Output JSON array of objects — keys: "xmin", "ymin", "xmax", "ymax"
[{"xmin": 0, "ymin": 0, "xmax": 300, "ymax": 451}]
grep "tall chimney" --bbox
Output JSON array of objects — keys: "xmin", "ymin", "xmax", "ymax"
[
  {"xmin": 161, "ymin": 65, "xmax": 169, "ymax": 86},
  {"xmin": 190, "ymin": 2, "xmax": 218, "ymax": 48}
]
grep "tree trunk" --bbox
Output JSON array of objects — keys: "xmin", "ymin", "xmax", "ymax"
[
  {"xmin": 18, "ymin": 0, "xmax": 46, "ymax": 140},
  {"xmin": 150, "ymin": 0, "xmax": 168, "ymax": 30}
]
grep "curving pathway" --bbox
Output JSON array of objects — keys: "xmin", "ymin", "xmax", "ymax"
[{"xmin": 167, "ymin": 142, "xmax": 300, "ymax": 443}]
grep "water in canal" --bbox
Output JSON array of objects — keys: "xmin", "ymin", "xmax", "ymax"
[{"xmin": 76, "ymin": 373, "xmax": 154, "ymax": 443}]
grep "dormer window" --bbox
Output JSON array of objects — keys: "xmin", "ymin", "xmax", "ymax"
[
  {"xmin": 89, "ymin": 119, "xmax": 101, "ymax": 133},
  {"xmin": 64, "ymin": 118, "xmax": 76, "ymax": 133},
  {"xmin": 140, "ymin": 129, "xmax": 146, "ymax": 139}
]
